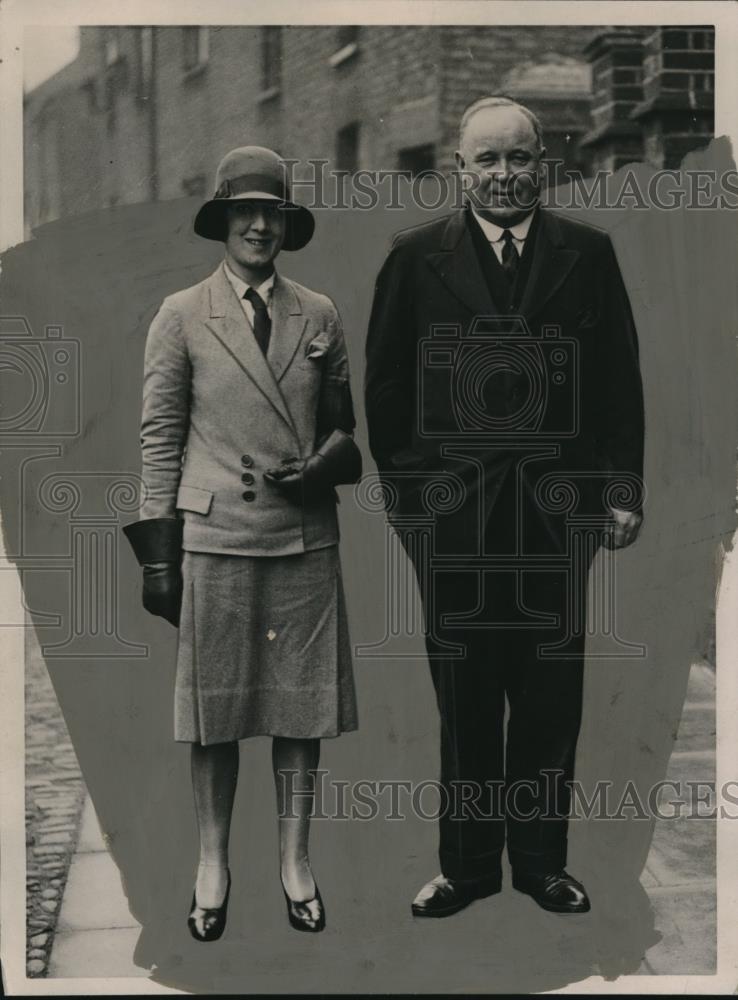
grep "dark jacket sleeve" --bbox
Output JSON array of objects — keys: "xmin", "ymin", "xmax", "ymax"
[
  {"xmin": 315, "ymin": 303, "xmax": 356, "ymax": 440},
  {"xmin": 313, "ymin": 301, "xmax": 362, "ymax": 487},
  {"xmin": 364, "ymin": 240, "xmax": 419, "ymax": 471},
  {"xmin": 593, "ymin": 233, "xmax": 645, "ymax": 509}
]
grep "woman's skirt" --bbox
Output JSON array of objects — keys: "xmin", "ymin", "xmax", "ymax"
[{"xmin": 174, "ymin": 545, "xmax": 358, "ymax": 744}]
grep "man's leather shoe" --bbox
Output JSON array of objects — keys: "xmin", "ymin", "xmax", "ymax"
[
  {"xmin": 411, "ymin": 873, "xmax": 501, "ymax": 918},
  {"xmin": 512, "ymin": 870, "xmax": 590, "ymax": 913}
]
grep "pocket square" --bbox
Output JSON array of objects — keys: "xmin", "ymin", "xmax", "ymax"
[{"xmin": 305, "ymin": 333, "xmax": 331, "ymax": 359}]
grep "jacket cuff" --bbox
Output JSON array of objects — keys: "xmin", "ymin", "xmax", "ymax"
[{"xmin": 122, "ymin": 517, "xmax": 183, "ymax": 566}]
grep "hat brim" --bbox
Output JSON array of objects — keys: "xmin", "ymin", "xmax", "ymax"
[{"xmin": 193, "ymin": 194, "xmax": 315, "ymax": 251}]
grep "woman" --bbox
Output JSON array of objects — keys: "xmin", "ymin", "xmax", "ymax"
[{"xmin": 123, "ymin": 146, "xmax": 361, "ymax": 940}]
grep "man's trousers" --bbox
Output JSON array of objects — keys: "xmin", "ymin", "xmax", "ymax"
[{"xmin": 398, "ymin": 463, "xmax": 592, "ymax": 881}]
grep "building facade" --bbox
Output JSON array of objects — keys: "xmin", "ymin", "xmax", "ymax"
[{"xmin": 23, "ymin": 24, "xmax": 715, "ymax": 234}]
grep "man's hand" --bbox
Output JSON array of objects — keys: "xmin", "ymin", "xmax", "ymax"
[{"xmin": 603, "ymin": 507, "xmax": 643, "ymax": 550}]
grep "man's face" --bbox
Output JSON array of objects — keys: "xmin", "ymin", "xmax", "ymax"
[
  {"xmin": 455, "ymin": 106, "xmax": 545, "ymax": 224},
  {"xmin": 224, "ymin": 200, "xmax": 286, "ymax": 274}
]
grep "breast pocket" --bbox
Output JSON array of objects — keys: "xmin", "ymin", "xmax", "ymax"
[{"xmin": 176, "ymin": 484, "xmax": 214, "ymax": 515}]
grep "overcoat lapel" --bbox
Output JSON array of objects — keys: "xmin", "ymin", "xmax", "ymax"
[
  {"xmin": 204, "ymin": 264, "xmax": 297, "ymax": 434},
  {"xmin": 425, "ymin": 207, "xmax": 581, "ymax": 327},
  {"xmin": 425, "ymin": 210, "xmax": 499, "ymax": 317},
  {"xmin": 518, "ymin": 209, "xmax": 580, "ymax": 321}
]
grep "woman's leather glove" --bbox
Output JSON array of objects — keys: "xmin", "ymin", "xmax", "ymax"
[
  {"xmin": 264, "ymin": 429, "xmax": 362, "ymax": 504},
  {"xmin": 122, "ymin": 517, "xmax": 184, "ymax": 627},
  {"xmin": 141, "ymin": 562, "xmax": 183, "ymax": 626}
]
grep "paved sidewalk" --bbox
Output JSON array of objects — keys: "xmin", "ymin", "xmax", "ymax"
[
  {"xmin": 47, "ymin": 796, "xmax": 147, "ymax": 978},
  {"xmin": 46, "ymin": 663, "xmax": 716, "ymax": 980},
  {"xmin": 24, "ymin": 615, "xmax": 87, "ymax": 978},
  {"xmin": 636, "ymin": 660, "xmax": 716, "ymax": 974}
]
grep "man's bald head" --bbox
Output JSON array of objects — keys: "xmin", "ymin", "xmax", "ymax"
[{"xmin": 458, "ymin": 96, "xmax": 544, "ymax": 151}]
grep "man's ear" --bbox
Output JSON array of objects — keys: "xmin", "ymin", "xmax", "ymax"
[{"xmin": 455, "ymin": 150, "xmax": 473, "ymax": 195}]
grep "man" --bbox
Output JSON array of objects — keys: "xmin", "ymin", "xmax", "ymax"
[
  {"xmin": 365, "ymin": 97, "xmax": 644, "ymax": 917},
  {"xmin": 123, "ymin": 146, "xmax": 361, "ymax": 938}
]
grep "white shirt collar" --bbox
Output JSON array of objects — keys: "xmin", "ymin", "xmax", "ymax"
[
  {"xmin": 223, "ymin": 260, "xmax": 276, "ymax": 302},
  {"xmin": 471, "ymin": 207, "xmax": 536, "ymax": 243}
]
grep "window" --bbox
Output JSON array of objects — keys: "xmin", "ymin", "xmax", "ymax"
[
  {"xmin": 397, "ymin": 144, "xmax": 436, "ymax": 177},
  {"xmin": 103, "ymin": 30, "xmax": 129, "ymax": 119},
  {"xmin": 105, "ymin": 34, "xmax": 121, "ymax": 67},
  {"xmin": 688, "ymin": 28, "xmax": 713, "ymax": 50},
  {"xmin": 330, "ymin": 25, "xmax": 360, "ymax": 66},
  {"xmin": 261, "ymin": 27, "xmax": 282, "ymax": 93},
  {"xmin": 182, "ymin": 27, "xmax": 209, "ymax": 72},
  {"xmin": 136, "ymin": 27, "xmax": 154, "ymax": 99},
  {"xmin": 336, "ymin": 122, "xmax": 360, "ymax": 173}
]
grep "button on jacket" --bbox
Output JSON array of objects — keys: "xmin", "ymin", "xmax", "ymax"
[{"xmin": 139, "ymin": 261, "xmax": 355, "ymax": 556}]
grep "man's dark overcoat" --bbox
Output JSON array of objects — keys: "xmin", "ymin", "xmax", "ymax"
[{"xmin": 365, "ymin": 204, "xmax": 644, "ymax": 879}]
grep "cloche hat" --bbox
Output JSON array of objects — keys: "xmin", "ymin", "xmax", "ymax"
[{"xmin": 193, "ymin": 146, "xmax": 315, "ymax": 251}]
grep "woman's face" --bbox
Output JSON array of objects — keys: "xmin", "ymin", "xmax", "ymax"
[{"xmin": 224, "ymin": 200, "xmax": 286, "ymax": 274}]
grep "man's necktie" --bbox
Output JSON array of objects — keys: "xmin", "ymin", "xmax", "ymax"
[
  {"xmin": 500, "ymin": 229, "xmax": 520, "ymax": 286},
  {"xmin": 243, "ymin": 288, "xmax": 271, "ymax": 356}
]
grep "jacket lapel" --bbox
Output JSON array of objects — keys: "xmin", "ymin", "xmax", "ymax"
[
  {"xmin": 204, "ymin": 263, "xmax": 296, "ymax": 433},
  {"xmin": 267, "ymin": 275, "xmax": 308, "ymax": 383},
  {"xmin": 518, "ymin": 208, "xmax": 580, "ymax": 321},
  {"xmin": 426, "ymin": 207, "xmax": 581, "ymax": 324},
  {"xmin": 425, "ymin": 210, "xmax": 499, "ymax": 317}
]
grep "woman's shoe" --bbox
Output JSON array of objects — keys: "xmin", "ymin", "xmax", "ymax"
[
  {"xmin": 281, "ymin": 876, "xmax": 326, "ymax": 933},
  {"xmin": 188, "ymin": 867, "xmax": 231, "ymax": 942}
]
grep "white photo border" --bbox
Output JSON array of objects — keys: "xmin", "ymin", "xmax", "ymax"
[{"xmin": 1, "ymin": 1, "xmax": 736, "ymax": 994}]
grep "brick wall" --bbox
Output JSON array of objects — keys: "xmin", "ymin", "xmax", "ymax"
[
  {"xmin": 41, "ymin": 25, "xmax": 444, "ymax": 211},
  {"xmin": 24, "ymin": 31, "xmax": 105, "ymax": 232},
  {"xmin": 584, "ymin": 25, "xmax": 715, "ymax": 171},
  {"xmin": 580, "ymin": 28, "xmax": 649, "ymax": 172},
  {"xmin": 153, "ymin": 25, "xmax": 444, "ymax": 190},
  {"xmin": 26, "ymin": 25, "xmax": 593, "ymax": 228},
  {"xmin": 438, "ymin": 25, "xmax": 598, "ymax": 174},
  {"xmin": 632, "ymin": 26, "xmax": 715, "ymax": 169},
  {"xmin": 22, "ymin": 23, "xmax": 718, "ymax": 231}
]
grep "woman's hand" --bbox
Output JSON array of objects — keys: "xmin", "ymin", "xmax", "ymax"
[
  {"xmin": 264, "ymin": 432, "xmax": 362, "ymax": 504},
  {"xmin": 142, "ymin": 561, "xmax": 183, "ymax": 626},
  {"xmin": 264, "ymin": 457, "xmax": 313, "ymax": 503}
]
